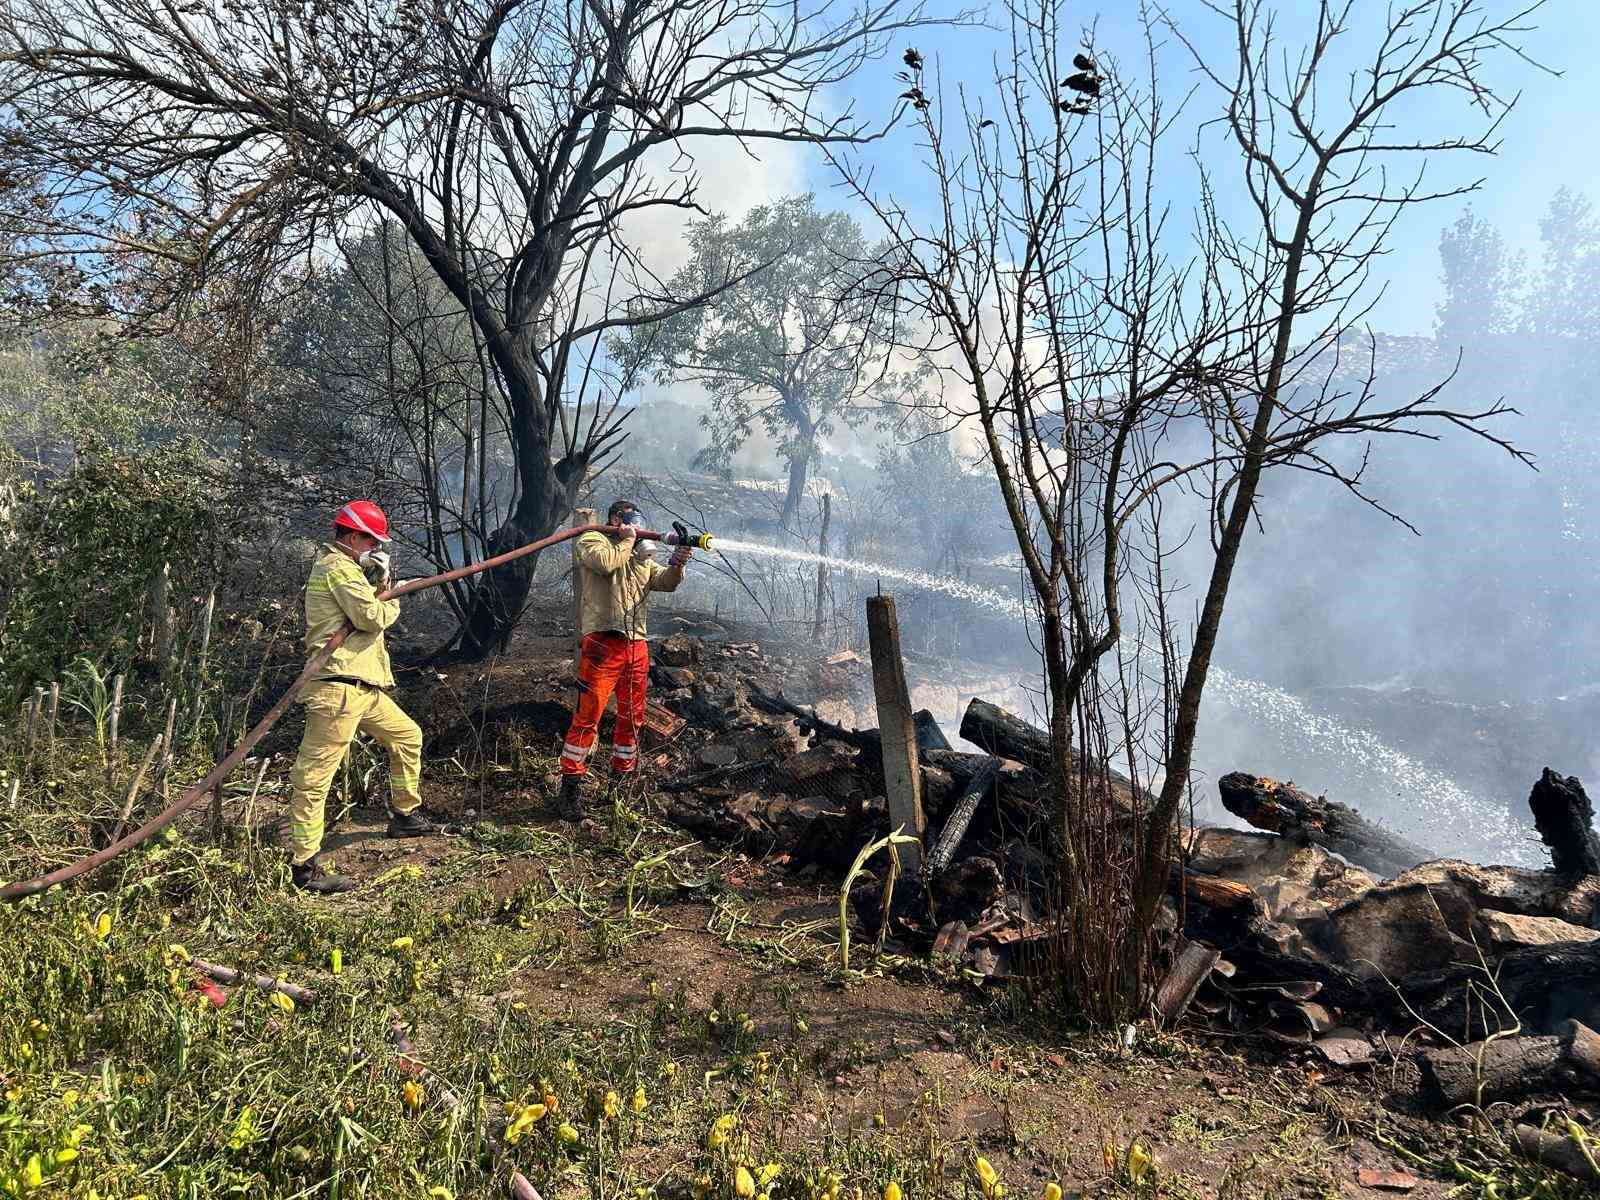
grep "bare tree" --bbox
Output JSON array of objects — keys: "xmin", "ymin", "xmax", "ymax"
[
  {"xmin": 0, "ymin": 0, "xmax": 943, "ymax": 656},
  {"xmin": 839, "ymin": 0, "xmax": 1539, "ymax": 1018}
]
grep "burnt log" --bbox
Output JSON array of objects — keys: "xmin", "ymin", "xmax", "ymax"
[
  {"xmin": 1392, "ymin": 940, "xmax": 1600, "ymax": 1038},
  {"xmin": 1154, "ymin": 939, "xmax": 1224, "ymax": 1027},
  {"xmin": 927, "ymin": 757, "xmax": 1002, "ymax": 874},
  {"xmin": 1417, "ymin": 1019, "xmax": 1600, "ymax": 1108},
  {"xmin": 1528, "ymin": 768, "xmax": 1600, "ymax": 878},
  {"xmin": 959, "ymin": 698, "xmax": 1146, "ymax": 813},
  {"xmin": 1512, "ymin": 1124, "xmax": 1600, "ymax": 1184},
  {"xmin": 1217, "ymin": 772, "xmax": 1433, "ymax": 877}
]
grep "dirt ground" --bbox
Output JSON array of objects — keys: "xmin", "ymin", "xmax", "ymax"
[{"xmin": 216, "ymin": 610, "xmax": 1537, "ymax": 1200}]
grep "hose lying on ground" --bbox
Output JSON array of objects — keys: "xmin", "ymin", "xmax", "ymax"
[{"xmin": 1, "ymin": 523, "xmax": 685, "ymax": 902}]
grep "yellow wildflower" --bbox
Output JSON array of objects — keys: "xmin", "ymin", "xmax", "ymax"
[
  {"xmin": 1126, "ymin": 1142, "xmax": 1153, "ymax": 1184},
  {"xmin": 22, "ymin": 1155, "xmax": 43, "ymax": 1189},
  {"xmin": 975, "ymin": 1158, "xmax": 1000, "ymax": 1198},
  {"xmin": 631, "ymin": 1085, "xmax": 647, "ymax": 1114},
  {"xmin": 269, "ymin": 991, "xmax": 295, "ymax": 1013},
  {"xmin": 884, "ymin": 1184, "xmax": 902, "ymax": 1200},
  {"xmin": 662, "ymin": 1061, "xmax": 678, "ymax": 1080},
  {"xmin": 708, "ymin": 1113, "xmax": 736, "ymax": 1150},
  {"xmin": 505, "ymin": 1103, "xmax": 547, "ymax": 1144},
  {"xmin": 53, "ymin": 1149, "xmax": 78, "ymax": 1165},
  {"xmin": 95, "ymin": 912, "xmax": 112, "ymax": 940},
  {"xmin": 427, "ymin": 1189, "xmax": 454, "ymax": 1200},
  {"xmin": 391, "ymin": 936, "xmax": 414, "ymax": 951},
  {"xmin": 603, "ymin": 1090, "xmax": 620, "ymax": 1119},
  {"xmin": 734, "ymin": 1166, "xmax": 757, "ymax": 1198},
  {"xmin": 756, "ymin": 1165, "xmax": 782, "ymax": 1186},
  {"xmin": 1042, "ymin": 1186, "xmax": 1063, "ymax": 1200},
  {"xmin": 61, "ymin": 1089, "xmax": 79, "ymax": 1106},
  {"xmin": 557, "ymin": 1122, "xmax": 579, "ymax": 1144},
  {"xmin": 330, "ymin": 948, "xmax": 343, "ymax": 975},
  {"xmin": 166, "ymin": 943, "xmax": 190, "ymax": 965},
  {"xmin": 401, "ymin": 1080, "xmax": 424, "ymax": 1113}
]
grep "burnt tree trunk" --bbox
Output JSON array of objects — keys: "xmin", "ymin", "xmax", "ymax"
[
  {"xmin": 1217, "ymin": 772, "xmax": 1434, "ymax": 877},
  {"xmin": 1528, "ymin": 768, "xmax": 1600, "ymax": 878}
]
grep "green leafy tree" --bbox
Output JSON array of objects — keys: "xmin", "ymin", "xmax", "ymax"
[
  {"xmin": 0, "ymin": 439, "xmax": 228, "ymax": 696},
  {"xmin": 1435, "ymin": 207, "xmax": 1521, "ymax": 347},
  {"xmin": 617, "ymin": 196, "xmax": 906, "ymax": 525}
]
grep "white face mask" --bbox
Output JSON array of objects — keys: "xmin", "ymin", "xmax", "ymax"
[{"xmin": 632, "ymin": 538, "xmax": 656, "ymax": 561}]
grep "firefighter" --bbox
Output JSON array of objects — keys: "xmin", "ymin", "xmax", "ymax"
[
  {"xmin": 557, "ymin": 499, "xmax": 693, "ymax": 819},
  {"xmin": 286, "ymin": 501, "xmax": 432, "ymax": 894}
]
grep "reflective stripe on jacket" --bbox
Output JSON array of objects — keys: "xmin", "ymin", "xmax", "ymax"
[
  {"xmin": 303, "ymin": 544, "xmax": 399, "ymax": 688},
  {"xmin": 574, "ymin": 530, "xmax": 683, "ymax": 641}
]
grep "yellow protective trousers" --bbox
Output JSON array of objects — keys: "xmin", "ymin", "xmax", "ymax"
[{"xmin": 287, "ymin": 680, "xmax": 422, "ymax": 864}]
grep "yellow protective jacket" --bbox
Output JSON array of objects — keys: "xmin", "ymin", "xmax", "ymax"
[
  {"xmin": 303, "ymin": 544, "xmax": 400, "ymax": 688},
  {"xmin": 574, "ymin": 530, "xmax": 683, "ymax": 641}
]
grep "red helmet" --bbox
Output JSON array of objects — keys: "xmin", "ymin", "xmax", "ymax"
[{"xmin": 333, "ymin": 500, "xmax": 391, "ymax": 543}]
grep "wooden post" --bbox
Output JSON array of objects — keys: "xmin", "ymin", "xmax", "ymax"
[
  {"xmin": 866, "ymin": 594, "xmax": 924, "ymax": 871},
  {"xmin": 25, "ymin": 687, "xmax": 43, "ymax": 759},
  {"xmin": 570, "ymin": 508, "xmax": 595, "ymax": 662},
  {"xmin": 107, "ymin": 673, "xmax": 124, "ymax": 782}
]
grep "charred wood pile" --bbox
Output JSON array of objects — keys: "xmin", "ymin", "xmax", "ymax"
[{"xmin": 526, "ymin": 629, "xmax": 1600, "ymax": 1136}]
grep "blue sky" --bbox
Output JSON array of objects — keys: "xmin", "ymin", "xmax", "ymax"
[{"xmin": 787, "ymin": 0, "xmax": 1600, "ymax": 336}]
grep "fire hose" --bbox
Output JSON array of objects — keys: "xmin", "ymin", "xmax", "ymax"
[{"xmin": 0, "ymin": 522, "xmax": 713, "ymax": 902}]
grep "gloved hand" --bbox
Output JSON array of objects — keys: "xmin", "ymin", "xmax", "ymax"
[
  {"xmin": 669, "ymin": 544, "xmax": 692, "ymax": 569},
  {"xmin": 360, "ymin": 549, "xmax": 392, "ymax": 589}
]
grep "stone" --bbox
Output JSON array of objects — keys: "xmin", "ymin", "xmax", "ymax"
[
  {"xmin": 699, "ymin": 744, "xmax": 741, "ymax": 768},
  {"xmin": 657, "ymin": 633, "xmax": 700, "ymax": 667},
  {"xmin": 1475, "ymin": 911, "xmax": 1600, "ymax": 952},
  {"xmin": 1323, "ymin": 883, "xmax": 1475, "ymax": 981},
  {"xmin": 1392, "ymin": 859, "xmax": 1600, "ymax": 931}
]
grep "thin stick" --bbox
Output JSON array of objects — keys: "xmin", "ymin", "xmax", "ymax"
[
  {"xmin": 45, "ymin": 682, "xmax": 59, "ymax": 758},
  {"xmin": 110, "ymin": 735, "xmax": 164, "ymax": 844},
  {"xmin": 190, "ymin": 959, "xmax": 316, "ymax": 1005},
  {"xmin": 242, "ymin": 755, "xmax": 270, "ymax": 859},
  {"xmin": 5, "ymin": 778, "xmax": 18, "ymax": 811}
]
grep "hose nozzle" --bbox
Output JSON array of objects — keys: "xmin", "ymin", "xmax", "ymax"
[{"xmin": 663, "ymin": 521, "xmax": 714, "ymax": 551}]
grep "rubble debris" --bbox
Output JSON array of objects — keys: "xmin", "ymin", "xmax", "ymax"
[
  {"xmin": 932, "ymin": 920, "xmax": 971, "ymax": 959},
  {"xmin": 1355, "ymin": 1166, "xmax": 1419, "ymax": 1192},
  {"xmin": 1418, "ymin": 1019, "xmax": 1600, "ymax": 1108},
  {"xmin": 1528, "ymin": 768, "xmax": 1600, "ymax": 878},
  {"xmin": 1313, "ymin": 1027, "xmax": 1376, "ymax": 1069},
  {"xmin": 1218, "ymin": 772, "xmax": 1434, "ymax": 878}
]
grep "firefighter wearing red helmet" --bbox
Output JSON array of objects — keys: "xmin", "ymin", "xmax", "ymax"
[{"xmin": 286, "ymin": 501, "xmax": 433, "ymax": 893}]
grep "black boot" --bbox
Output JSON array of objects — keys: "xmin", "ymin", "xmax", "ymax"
[
  {"xmin": 292, "ymin": 857, "xmax": 357, "ymax": 894},
  {"xmin": 386, "ymin": 808, "xmax": 439, "ymax": 838},
  {"xmin": 557, "ymin": 774, "xmax": 585, "ymax": 821}
]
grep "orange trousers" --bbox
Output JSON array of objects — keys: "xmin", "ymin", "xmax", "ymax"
[{"xmin": 560, "ymin": 632, "xmax": 649, "ymax": 776}]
